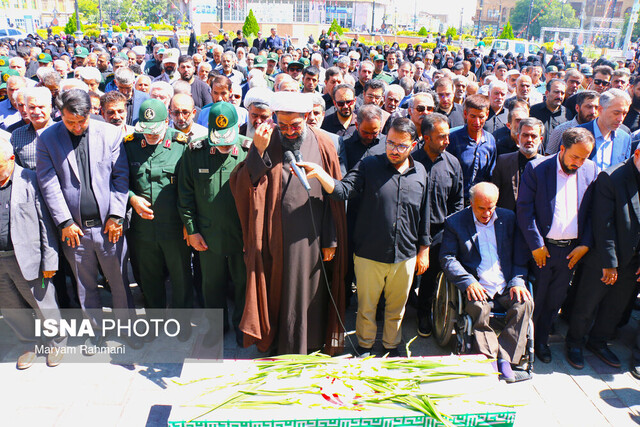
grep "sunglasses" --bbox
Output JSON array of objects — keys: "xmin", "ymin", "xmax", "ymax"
[
  {"xmin": 415, "ymin": 105, "xmax": 435, "ymax": 113},
  {"xmin": 593, "ymin": 79, "xmax": 610, "ymax": 86},
  {"xmin": 336, "ymin": 99, "xmax": 355, "ymax": 107}
]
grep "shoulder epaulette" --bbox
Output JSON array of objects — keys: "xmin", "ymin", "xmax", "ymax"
[
  {"xmin": 123, "ymin": 133, "xmax": 135, "ymax": 143},
  {"xmin": 188, "ymin": 135, "xmax": 207, "ymax": 150},
  {"xmin": 173, "ymin": 131, "xmax": 188, "ymax": 144}
]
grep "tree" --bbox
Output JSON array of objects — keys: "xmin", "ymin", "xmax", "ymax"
[
  {"xmin": 64, "ymin": 12, "xmax": 83, "ymax": 35},
  {"xmin": 510, "ymin": 0, "xmax": 579, "ymax": 39},
  {"xmin": 445, "ymin": 26, "xmax": 457, "ymax": 38},
  {"xmin": 499, "ymin": 21, "xmax": 515, "ymax": 39},
  {"xmin": 418, "ymin": 26, "xmax": 428, "ymax": 36},
  {"xmin": 328, "ymin": 19, "xmax": 344, "ymax": 36},
  {"xmin": 78, "ymin": 0, "xmax": 98, "ymax": 23},
  {"xmin": 242, "ymin": 9, "xmax": 260, "ymax": 37}
]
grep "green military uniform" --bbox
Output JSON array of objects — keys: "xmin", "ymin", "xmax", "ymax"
[
  {"xmin": 125, "ymin": 99, "xmax": 193, "ymax": 310},
  {"xmin": 177, "ymin": 102, "xmax": 248, "ymax": 335},
  {"xmin": 372, "ymin": 54, "xmax": 394, "ymax": 84}
]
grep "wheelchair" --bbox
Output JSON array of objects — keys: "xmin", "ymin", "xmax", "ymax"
[{"xmin": 431, "ymin": 272, "xmax": 535, "ymax": 374}]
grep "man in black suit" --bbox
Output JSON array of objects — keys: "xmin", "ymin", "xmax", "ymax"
[
  {"xmin": 566, "ymin": 148, "xmax": 640, "ymax": 370},
  {"xmin": 252, "ymin": 31, "xmax": 267, "ymax": 52},
  {"xmin": 492, "ymin": 118, "xmax": 543, "ymax": 211},
  {"xmin": 493, "ymin": 101, "xmax": 530, "ymax": 156}
]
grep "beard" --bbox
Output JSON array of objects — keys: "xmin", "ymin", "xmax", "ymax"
[
  {"xmin": 278, "ymin": 126, "xmax": 306, "ymax": 153},
  {"xmin": 559, "ymin": 152, "xmax": 578, "ymax": 175}
]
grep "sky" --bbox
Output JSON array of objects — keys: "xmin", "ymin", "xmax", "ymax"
[{"xmin": 398, "ymin": 0, "xmax": 478, "ymax": 26}]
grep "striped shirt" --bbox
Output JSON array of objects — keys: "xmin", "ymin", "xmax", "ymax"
[{"xmin": 11, "ymin": 121, "xmax": 52, "ymax": 170}]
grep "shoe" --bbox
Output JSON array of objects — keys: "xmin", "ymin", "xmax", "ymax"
[
  {"xmin": 177, "ymin": 324, "xmax": 192, "ymax": 342},
  {"xmin": 497, "ymin": 359, "xmax": 515, "ymax": 383},
  {"xmin": 82, "ymin": 336, "xmax": 105, "ymax": 356},
  {"xmin": 566, "ymin": 346, "xmax": 584, "ymax": 369},
  {"xmin": 535, "ymin": 344, "xmax": 552, "ymax": 364},
  {"xmin": 202, "ymin": 330, "xmax": 219, "ymax": 348},
  {"xmin": 417, "ymin": 316, "xmax": 432, "ymax": 338},
  {"xmin": 382, "ymin": 347, "xmax": 400, "ymax": 358},
  {"xmin": 586, "ymin": 342, "xmax": 621, "ymax": 368},
  {"xmin": 16, "ymin": 350, "xmax": 36, "ymax": 370},
  {"xmin": 125, "ymin": 335, "xmax": 144, "ymax": 350},
  {"xmin": 354, "ymin": 345, "xmax": 372, "ymax": 358},
  {"xmin": 46, "ymin": 347, "xmax": 64, "ymax": 367},
  {"xmin": 631, "ymin": 359, "xmax": 640, "ymax": 379}
]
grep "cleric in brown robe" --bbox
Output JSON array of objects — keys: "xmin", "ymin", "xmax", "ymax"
[{"xmin": 230, "ymin": 92, "xmax": 347, "ymax": 355}]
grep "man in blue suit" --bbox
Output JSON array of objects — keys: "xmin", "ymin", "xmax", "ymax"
[
  {"xmin": 578, "ymin": 88, "xmax": 632, "ymax": 172},
  {"xmin": 441, "ymin": 182, "xmax": 533, "ymax": 383},
  {"xmin": 516, "ymin": 127, "xmax": 597, "ymax": 364},
  {"xmin": 36, "ymin": 89, "xmax": 134, "ymax": 341}
]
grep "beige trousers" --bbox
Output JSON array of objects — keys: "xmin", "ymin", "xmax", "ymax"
[{"xmin": 354, "ymin": 255, "xmax": 416, "ymax": 349}]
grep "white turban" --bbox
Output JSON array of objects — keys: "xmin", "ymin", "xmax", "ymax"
[{"xmin": 269, "ymin": 91, "xmax": 313, "ymax": 113}]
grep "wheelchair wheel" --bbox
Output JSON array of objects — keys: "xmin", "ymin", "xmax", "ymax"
[{"xmin": 431, "ymin": 272, "xmax": 457, "ymax": 348}]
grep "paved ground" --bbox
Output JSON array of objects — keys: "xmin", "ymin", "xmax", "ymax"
[{"xmin": 2, "ymin": 282, "xmax": 640, "ymax": 426}]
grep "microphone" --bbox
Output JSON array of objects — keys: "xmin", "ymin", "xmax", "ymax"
[{"xmin": 284, "ymin": 150, "xmax": 311, "ymax": 192}]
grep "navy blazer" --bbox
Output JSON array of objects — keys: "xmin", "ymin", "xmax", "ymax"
[
  {"xmin": 516, "ymin": 154, "xmax": 597, "ymax": 254},
  {"xmin": 578, "ymin": 119, "xmax": 631, "ymax": 168},
  {"xmin": 440, "ymin": 207, "xmax": 527, "ymax": 292}
]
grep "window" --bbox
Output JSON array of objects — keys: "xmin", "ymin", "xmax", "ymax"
[
  {"xmin": 493, "ymin": 40, "xmax": 509, "ymax": 51},
  {"xmin": 515, "ymin": 43, "xmax": 525, "ymax": 54},
  {"xmin": 528, "ymin": 44, "xmax": 539, "ymax": 54}
]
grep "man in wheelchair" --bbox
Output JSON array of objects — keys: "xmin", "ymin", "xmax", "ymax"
[{"xmin": 440, "ymin": 182, "xmax": 534, "ymax": 383}]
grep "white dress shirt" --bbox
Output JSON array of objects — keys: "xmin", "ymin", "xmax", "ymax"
[
  {"xmin": 474, "ymin": 213, "xmax": 507, "ymax": 297},
  {"xmin": 547, "ymin": 155, "xmax": 579, "ymax": 240}
]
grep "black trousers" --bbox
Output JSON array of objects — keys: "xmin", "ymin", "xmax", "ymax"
[
  {"xmin": 566, "ymin": 254, "xmax": 639, "ymax": 348},
  {"xmin": 416, "ymin": 243, "xmax": 442, "ymax": 319},
  {"xmin": 532, "ymin": 243, "xmax": 575, "ymax": 346}
]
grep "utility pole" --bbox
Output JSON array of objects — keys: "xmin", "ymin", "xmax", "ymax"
[
  {"xmin": 525, "ymin": 0, "xmax": 534, "ymax": 40},
  {"xmin": 74, "ymin": 0, "xmax": 81, "ymax": 35},
  {"xmin": 98, "ymin": 0, "xmax": 102, "ymax": 29},
  {"xmin": 459, "ymin": 8, "xmax": 464, "ymax": 35},
  {"xmin": 624, "ymin": 0, "xmax": 640, "ymax": 56},
  {"xmin": 371, "ymin": 0, "xmax": 376, "ymax": 33},
  {"xmin": 219, "ymin": 0, "xmax": 223, "ymax": 33}
]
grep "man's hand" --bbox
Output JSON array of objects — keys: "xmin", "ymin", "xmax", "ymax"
[
  {"xmin": 532, "ymin": 246, "xmax": 550, "ymax": 268},
  {"xmin": 130, "ymin": 195, "xmax": 154, "ymax": 220},
  {"xmin": 566, "ymin": 245, "xmax": 589, "ymax": 269},
  {"xmin": 103, "ymin": 218, "xmax": 123, "ymax": 244},
  {"xmin": 322, "ymin": 247, "xmax": 336, "ymax": 262},
  {"xmin": 297, "ymin": 161, "xmax": 335, "ymax": 193},
  {"xmin": 188, "ymin": 233, "xmax": 209, "ymax": 252},
  {"xmin": 183, "ymin": 226, "xmax": 190, "ymax": 246},
  {"xmin": 415, "ymin": 246, "xmax": 430, "ymax": 275},
  {"xmin": 43, "ymin": 271, "xmax": 56, "ymax": 279},
  {"xmin": 253, "ymin": 120, "xmax": 275, "ymax": 156},
  {"xmin": 601, "ymin": 267, "xmax": 618, "ymax": 285},
  {"xmin": 510, "ymin": 286, "xmax": 532, "ymax": 303},
  {"xmin": 466, "ymin": 282, "xmax": 488, "ymax": 302},
  {"xmin": 61, "ymin": 223, "xmax": 84, "ymax": 248}
]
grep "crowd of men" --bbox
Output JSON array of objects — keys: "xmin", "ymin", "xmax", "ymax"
[{"xmin": 2, "ymin": 27, "xmax": 640, "ymax": 384}]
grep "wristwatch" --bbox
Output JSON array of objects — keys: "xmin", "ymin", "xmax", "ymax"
[{"xmin": 110, "ymin": 216, "xmax": 124, "ymax": 225}]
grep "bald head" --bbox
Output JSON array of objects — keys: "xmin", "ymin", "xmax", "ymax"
[{"xmin": 469, "ymin": 182, "xmax": 499, "ymax": 224}]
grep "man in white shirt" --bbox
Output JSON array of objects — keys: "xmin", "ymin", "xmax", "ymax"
[
  {"xmin": 517, "ymin": 128, "xmax": 598, "ymax": 364},
  {"xmin": 441, "ymin": 182, "xmax": 533, "ymax": 383}
]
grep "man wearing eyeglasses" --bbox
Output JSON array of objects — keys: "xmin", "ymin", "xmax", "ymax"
[
  {"xmin": 565, "ymin": 66, "xmax": 612, "ymax": 121},
  {"xmin": 321, "ymin": 83, "xmax": 357, "ymax": 138},
  {"xmin": 408, "ymin": 93, "xmax": 435, "ymax": 136},
  {"xmin": 447, "ymin": 95, "xmax": 497, "ymax": 204},
  {"xmin": 230, "ymin": 91, "xmax": 347, "ymax": 356},
  {"xmin": 300, "ymin": 118, "xmax": 430, "ymax": 357},
  {"xmin": 170, "ymin": 93, "xmax": 207, "ymax": 140}
]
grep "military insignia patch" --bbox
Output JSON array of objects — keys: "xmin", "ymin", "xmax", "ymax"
[
  {"xmin": 215, "ymin": 114, "xmax": 228, "ymax": 128},
  {"xmin": 175, "ymin": 132, "xmax": 187, "ymax": 143},
  {"xmin": 38, "ymin": 54, "xmax": 44, "ymax": 60},
  {"xmin": 0, "ymin": 59, "xmax": 5, "ymax": 66},
  {"xmin": 143, "ymin": 108, "xmax": 155, "ymax": 121},
  {"xmin": 2, "ymin": 74, "xmax": 8, "ymax": 82},
  {"xmin": 124, "ymin": 133, "xmax": 134, "ymax": 142}
]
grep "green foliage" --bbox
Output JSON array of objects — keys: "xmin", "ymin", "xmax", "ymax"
[
  {"xmin": 111, "ymin": 25, "xmax": 122, "ymax": 32},
  {"xmin": 328, "ymin": 19, "xmax": 344, "ymax": 36},
  {"xmin": 418, "ymin": 27, "xmax": 428, "ymax": 36},
  {"xmin": 242, "ymin": 9, "xmax": 260, "ymax": 37},
  {"xmin": 621, "ymin": 12, "xmax": 640, "ymax": 43},
  {"xmin": 64, "ymin": 12, "xmax": 83, "ymax": 35},
  {"xmin": 149, "ymin": 23, "xmax": 174, "ymax": 31},
  {"xmin": 445, "ymin": 27, "xmax": 457, "ymax": 38},
  {"xmin": 510, "ymin": 0, "xmax": 579, "ymax": 39},
  {"xmin": 84, "ymin": 29, "xmax": 101, "ymax": 38},
  {"xmin": 78, "ymin": 0, "xmax": 98, "ymax": 23},
  {"xmin": 541, "ymin": 41, "xmax": 555, "ymax": 52},
  {"xmin": 120, "ymin": 21, "xmax": 128, "ymax": 30},
  {"xmin": 499, "ymin": 21, "xmax": 515, "ymax": 39}
]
